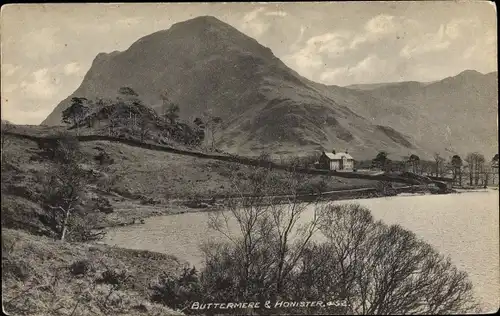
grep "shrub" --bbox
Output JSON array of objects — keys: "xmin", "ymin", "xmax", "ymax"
[
  {"xmin": 313, "ymin": 203, "xmax": 479, "ymax": 314},
  {"xmin": 150, "ymin": 267, "xmax": 203, "ymax": 314},
  {"xmin": 97, "ymin": 268, "xmax": 130, "ymax": 287},
  {"xmin": 95, "ymin": 197, "xmax": 114, "ymax": 214},
  {"xmin": 69, "ymin": 259, "xmax": 93, "ymax": 276},
  {"xmin": 151, "ymin": 170, "xmax": 478, "ymax": 315},
  {"xmin": 94, "ymin": 151, "xmax": 115, "ymax": 165},
  {"xmin": 2, "ymin": 260, "xmax": 31, "ymax": 282}
]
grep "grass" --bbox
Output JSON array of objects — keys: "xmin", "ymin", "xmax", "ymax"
[
  {"xmin": 78, "ymin": 139, "xmax": 378, "ymax": 200},
  {"xmin": 1, "ymin": 131, "xmax": 381, "ymax": 232},
  {"xmin": 2, "ymin": 229, "xmax": 185, "ymax": 316}
]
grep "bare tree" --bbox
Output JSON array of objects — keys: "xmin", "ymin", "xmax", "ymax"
[
  {"xmin": 476, "ymin": 154, "xmax": 485, "ymax": 186},
  {"xmin": 204, "ymin": 167, "xmax": 324, "ymax": 304},
  {"xmin": 42, "ymin": 135, "xmax": 92, "ymax": 241},
  {"xmin": 433, "ymin": 153, "xmax": 445, "ymax": 177},
  {"xmin": 451, "ymin": 155, "xmax": 463, "ymax": 186},
  {"xmin": 136, "ymin": 114, "xmax": 154, "ymax": 142},
  {"xmin": 205, "ymin": 116, "xmax": 222, "ymax": 149},
  {"xmin": 465, "ymin": 152, "xmax": 486, "ymax": 186},
  {"xmin": 312, "ymin": 203, "xmax": 479, "ymax": 315},
  {"xmin": 194, "ymin": 195, "xmax": 478, "ymax": 315},
  {"xmin": 107, "ymin": 105, "xmax": 123, "ymax": 137},
  {"xmin": 409, "ymin": 154, "xmax": 420, "ymax": 174},
  {"xmin": 492, "ymin": 154, "xmax": 499, "ymax": 185},
  {"xmin": 1, "ymin": 121, "xmax": 14, "ymax": 162}
]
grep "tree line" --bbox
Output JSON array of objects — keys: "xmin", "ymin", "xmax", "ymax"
[
  {"xmin": 371, "ymin": 151, "xmax": 499, "ymax": 186},
  {"xmin": 61, "ymin": 86, "xmax": 223, "ymax": 149}
]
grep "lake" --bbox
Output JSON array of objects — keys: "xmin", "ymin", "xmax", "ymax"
[{"xmin": 104, "ymin": 190, "xmax": 499, "ymax": 312}]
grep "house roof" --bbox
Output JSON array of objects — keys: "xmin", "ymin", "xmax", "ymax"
[{"xmin": 323, "ymin": 152, "xmax": 353, "ymax": 160}]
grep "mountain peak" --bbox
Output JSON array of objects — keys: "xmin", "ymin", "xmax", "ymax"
[
  {"xmin": 41, "ymin": 17, "xmax": 497, "ymax": 160},
  {"xmin": 185, "ymin": 15, "xmax": 225, "ymax": 24},
  {"xmin": 456, "ymin": 69, "xmax": 483, "ymax": 77},
  {"xmin": 170, "ymin": 15, "xmax": 229, "ymax": 31}
]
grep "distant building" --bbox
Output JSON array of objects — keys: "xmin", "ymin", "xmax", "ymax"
[{"xmin": 318, "ymin": 149, "xmax": 354, "ymax": 171}]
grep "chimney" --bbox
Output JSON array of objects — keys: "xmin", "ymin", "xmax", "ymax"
[
  {"xmin": 332, "ymin": 149, "xmax": 336, "ymax": 154},
  {"xmin": 345, "ymin": 149, "xmax": 349, "ymax": 154}
]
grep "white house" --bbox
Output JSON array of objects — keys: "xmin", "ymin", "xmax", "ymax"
[{"xmin": 318, "ymin": 150, "xmax": 354, "ymax": 171}]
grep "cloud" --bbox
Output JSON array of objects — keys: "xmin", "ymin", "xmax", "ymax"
[
  {"xmin": 241, "ymin": 8, "xmax": 269, "ymax": 37},
  {"xmin": 19, "ymin": 68, "xmax": 60, "ymax": 100},
  {"xmin": 365, "ymin": 14, "xmax": 396, "ymax": 34},
  {"xmin": 445, "ymin": 18, "xmax": 480, "ymax": 39},
  {"xmin": 115, "ymin": 17, "xmax": 144, "ymax": 28},
  {"xmin": 0, "ymin": 105, "xmax": 51, "ymax": 125},
  {"xmin": 310, "ymin": 32, "xmax": 351, "ymax": 55},
  {"xmin": 21, "ymin": 27, "xmax": 63, "ymax": 59},
  {"xmin": 400, "ymin": 24, "xmax": 451, "ymax": 58},
  {"xmin": 290, "ymin": 25, "xmax": 306, "ymax": 51},
  {"xmin": 63, "ymin": 62, "xmax": 82, "ymax": 76},
  {"xmin": 462, "ymin": 28, "xmax": 497, "ymax": 69},
  {"xmin": 319, "ymin": 55, "xmax": 389, "ymax": 85},
  {"xmin": 240, "ymin": 7, "xmax": 288, "ymax": 38},
  {"xmin": 2, "ymin": 83, "xmax": 18, "ymax": 93},
  {"xmin": 350, "ymin": 16, "xmax": 420, "ymax": 50},
  {"xmin": 283, "ymin": 46, "xmax": 322, "ymax": 79},
  {"xmin": 264, "ymin": 11, "xmax": 288, "ymax": 17},
  {"xmin": 283, "ymin": 31, "xmax": 352, "ymax": 79},
  {"xmin": 2, "ymin": 64, "xmax": 20, "ymax": 76}
]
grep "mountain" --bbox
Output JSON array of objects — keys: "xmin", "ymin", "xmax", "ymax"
[
  {"xmin": 345, "ymin": 79, "xmax": 438, "ymax": 91},
  {"xmin": 42, "ymin": 16, "xmax": 498, "ymax": 160},
  {"xmin": 342, "ymin": 70, "xmax": 498, "ymax": 159}
]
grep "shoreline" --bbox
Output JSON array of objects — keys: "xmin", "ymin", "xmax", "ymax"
[{"xmin": 101, "ymin": 187, "xmax": 495, "ymax": 230}]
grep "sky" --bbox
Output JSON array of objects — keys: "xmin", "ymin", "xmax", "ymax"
[{"xmin": 1, "ymin": 2, "xmax": 497, "ymax": 125}]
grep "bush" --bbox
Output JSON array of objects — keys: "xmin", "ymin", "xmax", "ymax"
[
  {"xmin": 139, "ymin": 195, "xmax": 160, "ymax": 205},
  {"xmin": 163, "ymin": 204, "xmax": 477, "ymax": 315},
  {"xmin": 39, "ymin": 132, "xmax": 82, "ymax": 163},
  {"xmin": 312, "ymin": 203, "xmax": 478, "ymax": 314},
  {"xmin": 64, "ymin": 205, "xmax": 106, "ymax": 242},
  {"xmin": 150, "ymin": 267, "xmax": 203, "ymax": 314},
  {"xmin": 97, "ymin": 268, "xmax": 130, "ymax": 287},
  {"xmin": 95, "ymin": 151, "xmax": 115, "ymax": 165},
  {"xmin": 150, "ymin": 170, "xmax": 478, "ymax": 315},
  {"xmin": 2, "ymin": 260, "xmax": 31, "ymax": 282},
  {"xmin": 298, "ymin": 176, "xmax": 329, "ymax": 195},
  {"xmin": 69, "ymin": 259, "xmax": 93, "ymax": 276},
  {"xmin": 95, "ymin": 197, "xmax": 114, "ymax": 214}
]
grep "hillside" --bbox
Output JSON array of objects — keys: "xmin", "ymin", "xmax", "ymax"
[
  {"xmin": 345, "ymin": 70, "xmax": 498, "ymax": 158},
  {"xmin": 42, "ymin": 16, "xmax": 498, "ymax": 160},
  {"xmin": 2, "ymin": 228, "xmax": 183, "ymax": 316}
]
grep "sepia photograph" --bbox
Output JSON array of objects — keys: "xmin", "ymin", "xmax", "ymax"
[{"xmin": 1, "ymin": 2, "xmax": 498, "ymax": 315}]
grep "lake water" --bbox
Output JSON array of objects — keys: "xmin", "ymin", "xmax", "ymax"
[{"xmin": 104, "ymin": 190, "xmax": 499, "ymax": 312}]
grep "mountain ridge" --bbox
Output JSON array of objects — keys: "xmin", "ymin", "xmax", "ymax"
[{"xmin": 42, "ymin": 16, "xmax": 498, "ymax": 160}]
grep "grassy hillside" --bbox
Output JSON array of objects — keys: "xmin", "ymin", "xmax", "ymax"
[
  {"xmin": 1, "ymin": 127, "xmax": 380, "ymax": 232},
  {"xmin": 83, "ymin": 140, "xmax": 376, "ymax": 200},
  {"xmin": 2, "ymin": 228, "xmax": 183, "ymax": 316}
]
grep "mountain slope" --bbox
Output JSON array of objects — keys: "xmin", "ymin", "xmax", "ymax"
[
  {"xmin": 42, "ymin": 16, "xmax": 497, "ymax": 160},
  {"xmin": 346, "ymin": 70, "xmax": 498, "ymax": 158}
]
